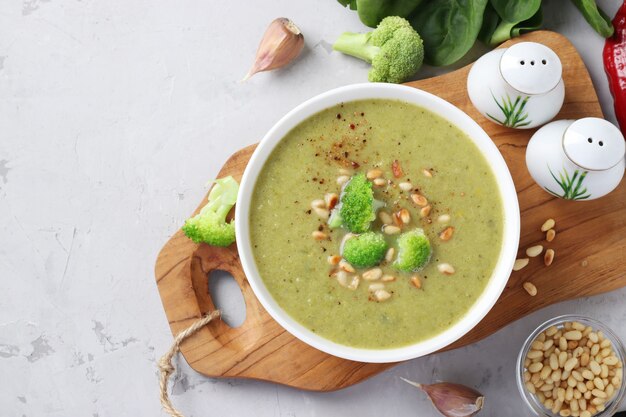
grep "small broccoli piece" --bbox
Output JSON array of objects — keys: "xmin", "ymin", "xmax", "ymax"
[
  {"xmin": 328, "ymin": 173, "xmax": 382, "ymax": 233},
  {"xmin": 332, "ymin": 16, "xmax": 424, "ymax": 83},
  {"xmin": 393, "ymin": 228, "xmax": 431, "ymax": 272},
  {"xmin": 342, "ymin": 232, "xmax": 388, "ymax": 268},
  {"xmin": 182, "ymin": 176, "xmax": 239, "ymax": 246}
]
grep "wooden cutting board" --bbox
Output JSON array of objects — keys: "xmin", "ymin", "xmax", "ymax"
[{"xmin": 154, "ymin": 31, "xmax": 626, "ymax": 391}]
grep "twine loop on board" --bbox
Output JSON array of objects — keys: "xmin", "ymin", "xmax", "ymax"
[{"xmin": 158, "ymin": 310, "xmax": 221, "ymax": 417}]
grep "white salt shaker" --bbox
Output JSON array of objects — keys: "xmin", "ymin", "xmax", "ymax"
[
  {"xmin": 526, "ymin": 118, "xmax": 625, "ymax": 200},
  {"xmin": 467, "ymin": 42, "xmax": 565, "ymax": 129}
]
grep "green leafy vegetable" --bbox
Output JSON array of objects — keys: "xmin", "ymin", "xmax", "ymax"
[
  {"xmin": 333, "ymin": 16, "xmax": 424, "ymax": 83},
  {"xmin": 342, "ymin": 232, "xmax": 389, "ymax": 268},
  {"xmin": 182, "ymin": 176, "xmax": 239, "ymax": 246},
  {"xmin": 487, "ymin": 0, "xmax": 541, "ymax": 45},
  {"xmin": 410, "ymin": 0, "xmax": 488, "ymax": 66},
  {"xmin": 570, "ymin": 0, "xmax": 614, "ymax": 37},
  {"xmin": 393, "ymin": 228, "xmax": 431, "ymax": 272}
]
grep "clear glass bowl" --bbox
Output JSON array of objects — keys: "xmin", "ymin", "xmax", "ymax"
[{"xmin": 516, "ymin": 315, "xmax": 626, "ymax": 417}]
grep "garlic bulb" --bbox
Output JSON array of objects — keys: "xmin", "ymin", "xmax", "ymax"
[
  {"xmin": 402, "ymin": 378, "xmax": 484, "ymax": 417},
  {"xmin": 243, "ymin": 18, "xmax": 304, "ymax": 81}
]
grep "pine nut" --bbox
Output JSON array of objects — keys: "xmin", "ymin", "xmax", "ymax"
[
  {"xmin": 337, "ymin": 175, "xmax": 350, "ymax": 186},
  {"xmin": 335, "ymin": 271, "xmax": 349, "ymax": 287},
  {"xmin": 311, "ymin": 199, "xmax": 326, "ymax": 209},
  {"xmin": 439, "ymin": 226, "xmax": 454, "ymax": 241},
  {"xmin": 373, "ymin": 289, "xmax": 391, "ymax": 302},
  {"xmin": 603, "ymin": 356, "xmax": 618, "ymax": 366},
  {"xmin": 339, "ymin": 260, "xmax": 355, "ymax": 273},
  {"xmin": 391, "ymin": 160, "xmax": 403, "ymax": 178},
  {"xmin": 410, "ymin": 193, "xmax": 428, "ymax": 207},
  {"xmin": 420, "ymin": 205, "xmax": 432, "ymax": 218},
  {"xmin": 327, "ymin": 255, "xmax": 341, "ymax": 265},
  {"xmin": 398, "ymin": 182, "xmax": 413, "ymax": 191},
  {"xmin": 437, "ymin": 263, "xmax": 455, "ymax": 275},
  {"xmin": 513, "ymin": 258, "xmax": 529, "ymax": 271},
  {"xmin": 422, "ymin": 168, "xmax": 433, "ymax": 178},
  {"xmin": 385, "ymin": 247, "xmax": 395, "ymax": 262},
  {"xmin": 312, "ymin": 231, "xmax": 327, "ymax": 240},
  {"xmin": 313, "ymin": 206, "xmax": 330, "ymax": 219},
  {"xmin": 362, "ymin": 268, "xmax": 382, "ymax": 281},
  {"xmin": 379, "ymin": 211, "xmax": 393, "ymax": 225},
  {"xmin": 564, "ymin": 331, "xmax": 583, "ymax": 341},
  {"xmin": 544, "ymin": 249, "xmax": 555, "ymax": 266},
  {"xmin": 373, "ymin": 178, "xmax": 387, "ymax": 187},
  {"xmin": 593, "ymin": 377, "xmax": 604, "ymax": 390},
  {"xmin": 324, "ymin": 193, "xmax": 338, "ymax": 210},
  {"xmin": 541, "ymin": 218, "xmax": 556, "ymax": 232},
  {"xmin": 564, "ymin": 358, "xmax": 578, "ymax": 372},
  {"xmin": 347, "ymin": 276, "xmax": 360, "ymax": 290},
  {"xmin": 523, "ymin": 281, "xmax": 537, "ymax": 296},
  {"xmin": 546, "ymin": 229, "xmax": 556, "ymax": 242},
  {"xmin": 399, "ymin": 208, "xmax": 410, "ymax": 224},
  {"xmin": 591, "ymin": 389, "xmax": 607, "ymax": 399},
  {"xmin": 529, "ymin": 362, "xmax": 544, "ymax": 373},
  {"xmin": 582, "ymin": 370, "xmax": 595, "ymax": 380},
  {"xmin": 366, "ymin": 168, "xmax": 383, "ymax": 179},
  {"xmin": 526, "ymin": 244, "xmax": 544, "ymax": 257},
  {"xmin": 381, "ymin": 274, "xmax": 396, "ymax": 282},
  {"xmin": 590, "ymin": 361, "xmax": 602, "ymax": 375},
  {"xmin": 528, "ymin": 350, "xmax": 543, "ymax": 359},
  {"xmin": 384, "ymin": 225, "xmax": 401, "ymax": 235},
  {"xmin": 437, "ymin": 214, "xmax": 450, "ymax": 223},
  {"xmin": 411, "ymin": 275, "xmax": 422, "ymax": 289}
]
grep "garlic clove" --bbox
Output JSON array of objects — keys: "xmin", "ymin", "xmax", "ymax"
[
  {"xmin": 401, "ymin": 378, "xmax": 484, "ymax": 417},
  {"xmin": 243, "ymin": 17, "xmax": 304, "ymax": 81}
]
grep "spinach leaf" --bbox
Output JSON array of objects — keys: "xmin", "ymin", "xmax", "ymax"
[
  {"xmin": 511, "ymin": 5, "xmax": 543, "ymax": 38},
  {"xmin": 337, "ymin": 0, "xmax": 424, "ymax": 28},
  {"xmin": 337, "ymin": 0, "xmax": 358, "ymax": 10},
  {"xmin": 488, "ymin": 0, "xmax": 541, "ymax": 45},
  {"xmin": 410, "ymin": 0, "xmax": 489, "ymax": 66},
  {"xmin": 478, "ymin": 2, "xmax": 501, "ymax": 44},
  {"xmin": 570, "ymin": 0, "xmax": 614, "ymax": 37}
]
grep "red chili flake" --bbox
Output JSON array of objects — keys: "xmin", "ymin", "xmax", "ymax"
[
  {"xmin": 392, "ymin": 160, "xmax": 403, "ymax": 178},
  {"xmin": 349, "ymin": 123, "xmax": 356, "ymax": 130},
  {"xmin": 361, "ymin": 112, "xmax": 365, "ymax": 116},
  {"xmin": 336, "ymin": 113, "xmax": 341, "ymax": 119},
  {"xmin": 351, "ymin": 161, "xmax": 360, "ymax": 168}
]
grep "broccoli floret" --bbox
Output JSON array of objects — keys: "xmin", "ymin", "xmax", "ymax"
[
  {"xmin": 332, "ymin": 16, "xmax": 424, "ymax": 83},
  {"xmin": 393, "ymin": 228, "xmax": 431, "ymax": 272},
  {"xmin": 342, "ymin": 232, "xmax": 388, "ymax": 268},
  {"xmin": 328, "ymin": 173, "xmax": 382, "ymax": 233},
  {"xmin": 182, "ymin": 176, "xmax": 239, "ymax": 246}
]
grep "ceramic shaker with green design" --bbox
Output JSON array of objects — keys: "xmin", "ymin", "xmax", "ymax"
[
  {"xmin": 467, "ymin": 42, "xmax": 564, "ymax": 129},
  {"xmin": 526, "ymin": 118, "xmax": 625, "ymax": 200}
]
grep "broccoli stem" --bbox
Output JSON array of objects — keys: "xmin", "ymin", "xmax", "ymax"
[{"xmin": 333, "ymin": 32, "xmax": 380, "ymax": 63}]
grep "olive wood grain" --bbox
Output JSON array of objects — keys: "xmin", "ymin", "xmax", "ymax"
[{"xmin": 154, "ymin": 31, "xmax": 625, "ymax": 391}]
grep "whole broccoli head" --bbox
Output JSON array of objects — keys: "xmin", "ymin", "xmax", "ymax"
[
  {"xmin": 182, "ymin": 176, "xmax": 239, "ymax": 246},
  {"xmin": 328, "ymin": 173, "xmax": 382, "ymax": 233},
  {"xmin": 342, "ymin": 232, "xmax": 388, "ymax": 268},
  {"xmin": 393, "ymin": 228, "xmax": 431, "ymax": 272},
  {"xmin": 332, "ymin": 16, "xmax": 424, "ymax": 83}
]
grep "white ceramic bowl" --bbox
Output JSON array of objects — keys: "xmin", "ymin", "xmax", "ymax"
[{"xmin": 235, "ymin": 83, "xmax": 520, "ymax": 363}]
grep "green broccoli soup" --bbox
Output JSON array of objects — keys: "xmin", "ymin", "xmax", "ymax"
[{"xmin": 249, "ymin": 99, "xmax": 504, "ymax": 349}]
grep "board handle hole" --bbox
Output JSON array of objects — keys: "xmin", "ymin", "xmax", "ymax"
[{"xmin": 208, "ymin": 270, "xmax": 246, "ymax": 328}]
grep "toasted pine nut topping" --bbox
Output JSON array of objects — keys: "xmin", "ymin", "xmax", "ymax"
[
  {"xmin": 366, "ymin": 168, "xmax": 383, "ymax": 180},
  {"xmin": 513, "ymin": 258, "xmax": 529, "ymax": 271},
  {"xmin": 335, "ymin": 270, "xmax": 349, "ymax": 287},
  {"xmin": 439, "ymin": 226, "xmax": 454, "ymax": 241},
  {"xmin": 339, "ymin": 259, "xmax": 355, "ymax": 273},
  {"xmin": 411, "ymin": 275, "xmax": 422, "ymax": 289},
  {"xmin": 373, "ymin": 178, "xmax": 387, "ymax": 186},
  {"xmin": 381, "ymin": 274, "xmax": 396, "ymax": 282},
  {"xmin": 541, "ymin": 218, "xmax": 556, "ymax": 232},
  {"xmin": 324, "ymin": 193, "xmax": 338, "ymax": 210},
  {"xmin": 347, "ymin": 276, "xmax": 360, "ymax": 290},
  {"xmin": 374, "ymin": 289, "xmax": 391, "ymax": 302},
  {"xmin": 546, "ymin": 229, "xmax": 556, "ymax": 242},
  {"xmin": 362, "ymin": 268, "xmax": 383, "ymax": 281},
  {"xmin": 526, "ymin": 245, "xmax": 544, "ymax": 258},
  {"xmin": 523, "ymin": 281, "xmax": 537, "ymax": 296},
  {"xmin": 437, "ymin": 214, "xmax": 450, "ymax": 224},
  {"xmin": 312, "ymin": 231, "xmax": 327, "ymax": 240},
  {"xmin": 313, "ymin": 207, "xmax": 329, "ymax": 219},
  {"xmin": 391, "ymin": 160, "xmax": 403, "ymax": 178},
  {"xmin": 437, "ymin": 263, "xmax": 455, "ymax": 275},
  {"xmin": 422, "ymin": 168, "xmax": 433, "ymax": 178},
  {"xmin": 544, "ymin": 249, "xmax": 555, "ymax": 266},
  {"xmin": 385, "ymin": 247, "xmax": 395, "ymax": 262},
  {"xmin": 379, "ymin": 211, "xmax": 393, "ymax": 225},
  {"xmin": 411, "ymin": 193, "xmax": 428, "ymax": 207},
  {"xmin": 384, "ymin": 225, "xmax": 401, "ymax": 235},
  {"xmin": 399, "ymin": 209, "xmax": 410, "ymax": 224},
  {"xmin": 420, "ymin": 205, "xmax": 432, "ymax": 218},
  {"xmin": 311, "ymin": 199, "xmax": 325, "ymax": 209},
  {"xmin": 327, "ymin": 255, "xmax": 341, "ymax": 265},
  {"xmin": 337, "ymin": 175, "xmax": 350, "ymax": 186},
  {"xmin": 398, "ymin": 182, "xmax": 413, "ymax": 191}
]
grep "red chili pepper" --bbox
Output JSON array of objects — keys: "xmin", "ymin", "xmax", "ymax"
[{"xmin": 603, "ymin": 1, "xmax": 626, "ymax": 134}]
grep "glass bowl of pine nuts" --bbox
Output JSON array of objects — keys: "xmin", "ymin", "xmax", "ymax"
[{"xmin": 517, "ymin": 315, "xmax": 625, "ymax": 417}]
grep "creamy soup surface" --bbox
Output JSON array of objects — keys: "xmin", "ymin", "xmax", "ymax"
[{"xmin": 250, "ymin": 99, "xmax": 504, "ymax": 349}]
